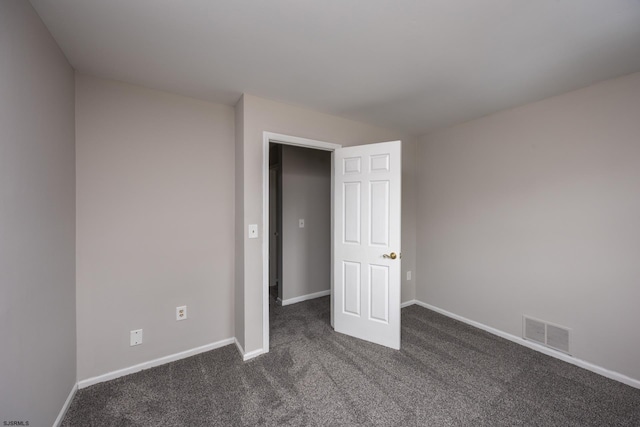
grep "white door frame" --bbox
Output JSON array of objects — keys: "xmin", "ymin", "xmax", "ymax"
[{"xmin": 262, "ymin": 132, "xmax": 342, "ymax": 353}]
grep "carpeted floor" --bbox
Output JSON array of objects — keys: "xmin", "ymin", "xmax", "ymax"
[{"xmin": 63, "ymin": 297, "xmax": 640, "ymax": 426}]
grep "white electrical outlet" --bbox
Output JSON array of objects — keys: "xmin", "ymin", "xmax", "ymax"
[
  {"xmin": 130, "ymin": 329, "xmax": 143, "ymax": 346},
  {"xmin": 407, "ymin": 271, "xmax": 412, "ymax": 281},
  {"xmin": 176, "ymin": 305, "xmax": 187, "ymax": 321},
  {"xmin": 299, "ymin": 219, "xmax": 305, "ymax": 228}
]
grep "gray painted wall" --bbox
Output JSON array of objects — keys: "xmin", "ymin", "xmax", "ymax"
[
  {"xmin": 281, "ymin": 146, "xmax": 331, "ymax": 301},
  {"xmin": 75, "ymin": 75, "xmax": 235, "ymax": 380},
  {"xmin": 416, "ymin": 72, "xmax": 640, "ymax": 382},
  {"xmin": 0, "ymin": 1, "xmax": 76, "ymax": 425}
]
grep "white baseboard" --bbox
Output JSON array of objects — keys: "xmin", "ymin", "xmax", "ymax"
[
  {"xmin": 282, "ymin": 289, "xmax": 330, "ymax": 306},
  {"xmin": 401, "ymin": 299, "xmax": 417, "ymax": 308},
  {"xmin": 77, "ymin": 337, "xmax": 235, "ymax": 389},
  {"xmin": 234, "ymin": 337, "xmax": 267, "ymax": 361},
  {"xmin": 53, "ymin": 382, "xmax": 77, "ymax": 427},
  {"xmin": 413, "ymin": 300, "xmax": 640, "ymax": 390},
  {"xmin": 243, "ymin": 348, "xmax": 267, "ymax": 361},
  {"xmin": 234, "ymin": 337, "xmax": 245, "ymax": 356}
]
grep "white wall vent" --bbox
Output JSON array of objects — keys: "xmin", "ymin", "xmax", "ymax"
[{"xmin": 523, "ymin": 316, "xmax": 571, "ymax": 355}]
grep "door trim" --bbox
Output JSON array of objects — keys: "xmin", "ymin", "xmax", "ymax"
[{"xmin": 262, "ymin": 132, "xmax": 341, "ymax": 353}]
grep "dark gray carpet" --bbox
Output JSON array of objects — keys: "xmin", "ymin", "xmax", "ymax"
[{"xmin": 63, "ymin": 297, "xmax": 640, "ymax": 426}]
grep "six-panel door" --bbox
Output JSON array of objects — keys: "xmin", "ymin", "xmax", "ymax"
[{"xmin": 333, "ymin": 141, "xmax": 401, "ymax": 349}]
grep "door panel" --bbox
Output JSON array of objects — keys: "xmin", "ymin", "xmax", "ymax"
[
  {"xmin": 369, "ymin": 264, "xmax": 389, "ymax": 323},
  {"xmin": 333, "ymin": 140, "xmax": 401, "ymax": 349},
  {"xmin": 343, "ymin": 182, "xmax": 361, "ymax": 244},
  {"xmin": 343, "ymin": 261, "xmax": 361, "ymax": 316},
  {"xmin": 369, "ymin": 180, "xmax": 389, "ymax": 246}
]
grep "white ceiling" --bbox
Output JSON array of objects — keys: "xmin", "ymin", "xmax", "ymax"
[{"xmin": 30, "ymin": 0, "xmax": 640, "ymax": 135}]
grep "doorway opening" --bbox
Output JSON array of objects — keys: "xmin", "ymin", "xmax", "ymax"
[
  {"xmin": 268, "ymin": 142, "xmax": 333, "ymax": 344},
  {"xmin": 262, "ymin": 133, "xmax": 342, "ymax": 352}
]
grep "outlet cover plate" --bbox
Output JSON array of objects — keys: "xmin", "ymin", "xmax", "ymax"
[
  {"xmin": 130, "ymin": 329, "xmax": 143, "ymax": 346},
  {"xmin": 176, "ymin": 305, "xmax": 187, "ymax": 321}
]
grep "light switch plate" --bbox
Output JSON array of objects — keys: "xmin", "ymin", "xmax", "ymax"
[
  {"xmin": 299, "ymin": 219, "xmax": 305, "ymax": 228},
  {"xmin": 248, "ymin": 224, "xmax": 258, "ymax": 238},
  {"xmin": 407, "ymin": 271, "xmax": 412, "ymax": 281}
]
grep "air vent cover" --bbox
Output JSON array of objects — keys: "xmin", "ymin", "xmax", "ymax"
[
  {"xmin": 524, "ymin": 317, "xmax": 546, "ymax": 345},
  {"xmin": 523, "ymin": 316, "xmax": 571, "ymax": 355},
  {"xmin": 546, "ymin": 324, "xmax": 570, "ymax": 353}
]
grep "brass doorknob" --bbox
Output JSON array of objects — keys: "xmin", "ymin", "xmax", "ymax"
[{"xmin": 383, "ymin": 252, "xmax": 397, "ymax": 260}]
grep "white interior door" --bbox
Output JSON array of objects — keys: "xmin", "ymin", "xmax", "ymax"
[{"xmin": 333, "ymin": 140, "xmax": 401, "ymax": 349}]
